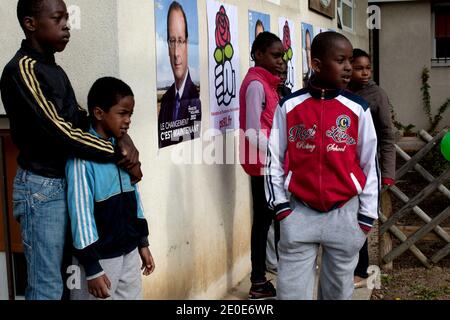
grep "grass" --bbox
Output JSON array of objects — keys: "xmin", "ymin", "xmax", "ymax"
[
  {"xmin": 410, "ymin": 283, "xmax": 450, "ymax": 300},
  {"xmin": 381, "ymin": 274, "xmax": 393, "ymax": 286}
]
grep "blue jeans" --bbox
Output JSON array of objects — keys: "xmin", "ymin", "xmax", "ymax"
[{"xmin": 12, "ymin": 167, "xmax": 68, "ymax": 300}]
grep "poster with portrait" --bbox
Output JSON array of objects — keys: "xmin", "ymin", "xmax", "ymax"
[
  {"xmin": 207, "ymin": 1, "xmax": 240, "ymax": 134},
  {"xmin": 155, "ymin": 0, "xmax": 201, "ymax": 149},
  {"xmin": 301, "ymin": 22, "xmax": 314, "ymax": 88},
  {"xmin": 248, "ymin": 11, "xmax": 271, "ymax": 66},
  {"xmin": 314, "ymin": 26, "xmax": 329, "ymax": 37},
  {"xmin": 278, "ymin": 18, "xmax": 298, "ymax": 91}
]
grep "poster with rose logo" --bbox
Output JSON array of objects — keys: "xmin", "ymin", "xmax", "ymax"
[
  {"xmin": 278, "ymin": 18, "xmax": 298, "ymax": 91},
  {"xmin": 207, "ymin": 1, "xmax": 240, "ymax": 134}
]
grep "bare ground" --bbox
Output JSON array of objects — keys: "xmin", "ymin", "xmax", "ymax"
[{"xmin": 369, "ymin": 146, "xmax": 450, "ymax": 300}]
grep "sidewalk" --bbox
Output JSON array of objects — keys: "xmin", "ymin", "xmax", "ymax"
[{"xmin": 222, "ymin": 271, "xmax": 373, "ymax": 300}]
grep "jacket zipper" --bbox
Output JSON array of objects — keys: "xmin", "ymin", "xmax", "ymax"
[
  {"xmin": 319, "ymin": 89, "xmax": 325, "ymax": 210},
  {"xmin": 117, "ymin": 166, "xmax": 123, "ymax": 193}
]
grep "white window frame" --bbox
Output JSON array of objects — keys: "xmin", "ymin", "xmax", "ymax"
[
  {"xmin": 337, "ymin": 0, "xmax": 354, "ymax": 33},
  {"xmin": 432, "ymin": 3, "xmax": 450, "ymax": 67}
]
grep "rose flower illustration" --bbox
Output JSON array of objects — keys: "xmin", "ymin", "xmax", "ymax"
[{"xmin": 213, "ymin": 5, "xmax": 236, "ymax": 107}]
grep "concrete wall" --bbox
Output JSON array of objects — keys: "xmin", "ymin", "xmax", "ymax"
[
  {"xmin": 430, "ymin": 66, "xmax": 450, "ymax": 130},
  {"xmin": 298, "ymin": 0, "xmax": 370, "ymax": 51},
  {"xmin": 378, "ymin": 1, "xmax": 450, "ymax": 132},
  {"xmin": 0, "ymin": 0, "xmax": 368, "ymax": 299}
]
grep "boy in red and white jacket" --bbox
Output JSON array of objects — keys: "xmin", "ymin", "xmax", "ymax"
[{"xmin": 265, "ymin": 32, "xmax": 380, "ymax": 300}]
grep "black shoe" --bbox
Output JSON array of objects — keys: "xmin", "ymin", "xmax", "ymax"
[{"xmin": 248, "ymin": 280, "xmax": 277, "ymax": 300}]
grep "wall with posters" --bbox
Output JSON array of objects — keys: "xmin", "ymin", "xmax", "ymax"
[{"xmin": 0, "ymin": 0, "xmax": 369, "ymax": 299}]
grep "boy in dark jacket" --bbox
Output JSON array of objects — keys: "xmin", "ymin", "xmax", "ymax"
[
  {"xmin": 349, "ymin": 48, "xmax": 395, "ymax": 288},
  {"xmin": 0, "ymin": 0, "xmax": 140, "ymax": 300}
]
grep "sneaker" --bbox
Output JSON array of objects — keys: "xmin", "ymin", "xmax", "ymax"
[
  {"xmin": 354, "ymin": 276, "xmax": 368, "ymax": 289},
  {"xmin": 248, "ymin": 280, "xmax": 277, "ymax": 300}
]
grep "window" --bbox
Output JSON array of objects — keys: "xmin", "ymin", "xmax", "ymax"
[
  {"xmin": 337, "ymin": 0, "xmax": 353, "ymax": 32},
  {"xmin": 433, "ymin": 4, "xmax": 450, "ymax": 65}
]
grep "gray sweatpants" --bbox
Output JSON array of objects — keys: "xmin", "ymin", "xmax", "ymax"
[
  {"xmin": 266, "ymin": 221, "xmax": 278, "ymax": 271},
  {"xmin": 277, "ymin": 196, "xmax": 367, "ymax": 300},
  {"xmin": 70, "ymin": 248, "xmax": 142, "ymax": 300}
]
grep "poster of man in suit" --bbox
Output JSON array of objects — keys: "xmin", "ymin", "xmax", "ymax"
[
  {"xmin": 248, "ymin": 11, "xmax": 270, "ymax": 66},
  {"xmin": 155, "ymin": 0, "xmax": 201, "ymax": 149}
]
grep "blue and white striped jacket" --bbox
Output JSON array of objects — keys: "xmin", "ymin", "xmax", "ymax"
[{"xmin": 66, "ymin": 128, "xmax": 148, "ymax": 278}]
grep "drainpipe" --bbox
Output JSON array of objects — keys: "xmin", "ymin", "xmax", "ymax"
[{"xmin": 372, "ymin": 27, "xmax": 380, "ymax": 85}]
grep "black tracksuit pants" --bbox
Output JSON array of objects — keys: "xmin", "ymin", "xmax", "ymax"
[{"xmin": 250, "ymin": 176, "xmax": 279, "ymax": 283}]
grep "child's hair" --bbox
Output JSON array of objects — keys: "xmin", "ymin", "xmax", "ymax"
[
  {"xmin": 353, "ymin": 48, "xmax": 371, "ymax": 61},
  {"xmin": 311, "ymin": 31, "xmax": 351, "ymax": 60},
  {"xmin": 87, "ymin": 77, "xmax": 133, "ymax": 116},
  {"xmin": 17, "ymin": 0, "xmax": 44, "ymax": 30},
  {"xmin": 250, "ymin": 31, "xmax": 282, "ymax": 62}
]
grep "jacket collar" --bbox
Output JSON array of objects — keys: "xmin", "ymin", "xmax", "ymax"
[
  {"xmin": 348, "ymin": 79, "xmax": 376, "ymax": 92},
  {"xmin": 20, "ymin": 40, "xmax": 56, "ymax": 64},
  {"xmin": 249, "ymin": 66, "xmax": 281, "ymax": 89},
  {"xmin": 307, "ymin": 76, "xmax": 344, "ymax": 100},
  {"xmin": 89, "ymin": 126, "xmax": 116, "ymax": 145}
]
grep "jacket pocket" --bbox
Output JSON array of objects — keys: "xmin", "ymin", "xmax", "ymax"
[
  {"xmin": 350, "ymin": 172, "xmax": 363, "ymax": 194},
  {"xmin": 284, "ymin": 170, "xmax": 293, "ymax": 192},
  {"xmin": 31, "ymin": 183, "xmax": 65, "ymax": 208}
]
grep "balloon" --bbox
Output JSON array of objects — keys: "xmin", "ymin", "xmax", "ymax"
[{"xmin": 441, "ymin": 131, "xmax": 450, "ymax": 162}]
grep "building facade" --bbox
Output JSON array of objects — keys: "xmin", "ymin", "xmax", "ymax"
[{"xmin": 370, "ymin": 0, "xmax": 450, "ymax": 133}]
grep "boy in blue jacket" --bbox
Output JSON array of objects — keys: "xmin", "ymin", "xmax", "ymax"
[{"xmin": 67, "ymin": 77, "xmax": 154, "ymax": 300}]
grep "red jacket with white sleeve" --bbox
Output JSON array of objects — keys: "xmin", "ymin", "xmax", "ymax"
[{"xmin": 265, "ymin": 83, "xmax": 380, "ymax": 232}]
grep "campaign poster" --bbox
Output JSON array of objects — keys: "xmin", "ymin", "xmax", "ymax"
[
  {"xmin": 314, "ymin": 26, "xmax": 329, "ymax": 37},
  {"xmin": 207, "ymin": 1, "xmax": 240, "ymax": 134},
  {"xmin": 248, "ymin": 11, "xmax": 271, "ymax": 66},
  {"xmin": 155, "ymin": 0, "xmax": 201, "ymax": 149},
  {"xmin": 301, "ymin": 22, "xmax": 314, "ymax": 88},
  {"xmin": 278, "ymin": 18, "xmax": 298, "ymax": 91}
]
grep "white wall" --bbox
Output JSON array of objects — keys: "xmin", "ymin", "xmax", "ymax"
[
  {"xmin": 0, "ymin": 1, "xmax": 23, "ymax": 116},
  {"xmin": 0, "ymin": 0, "xmax": 368, "ymax": 299}
]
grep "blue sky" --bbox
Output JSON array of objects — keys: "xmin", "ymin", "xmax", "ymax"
[{"xmin": 301, "ymin": 22, "xmax": 314, "ymax": 48}]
